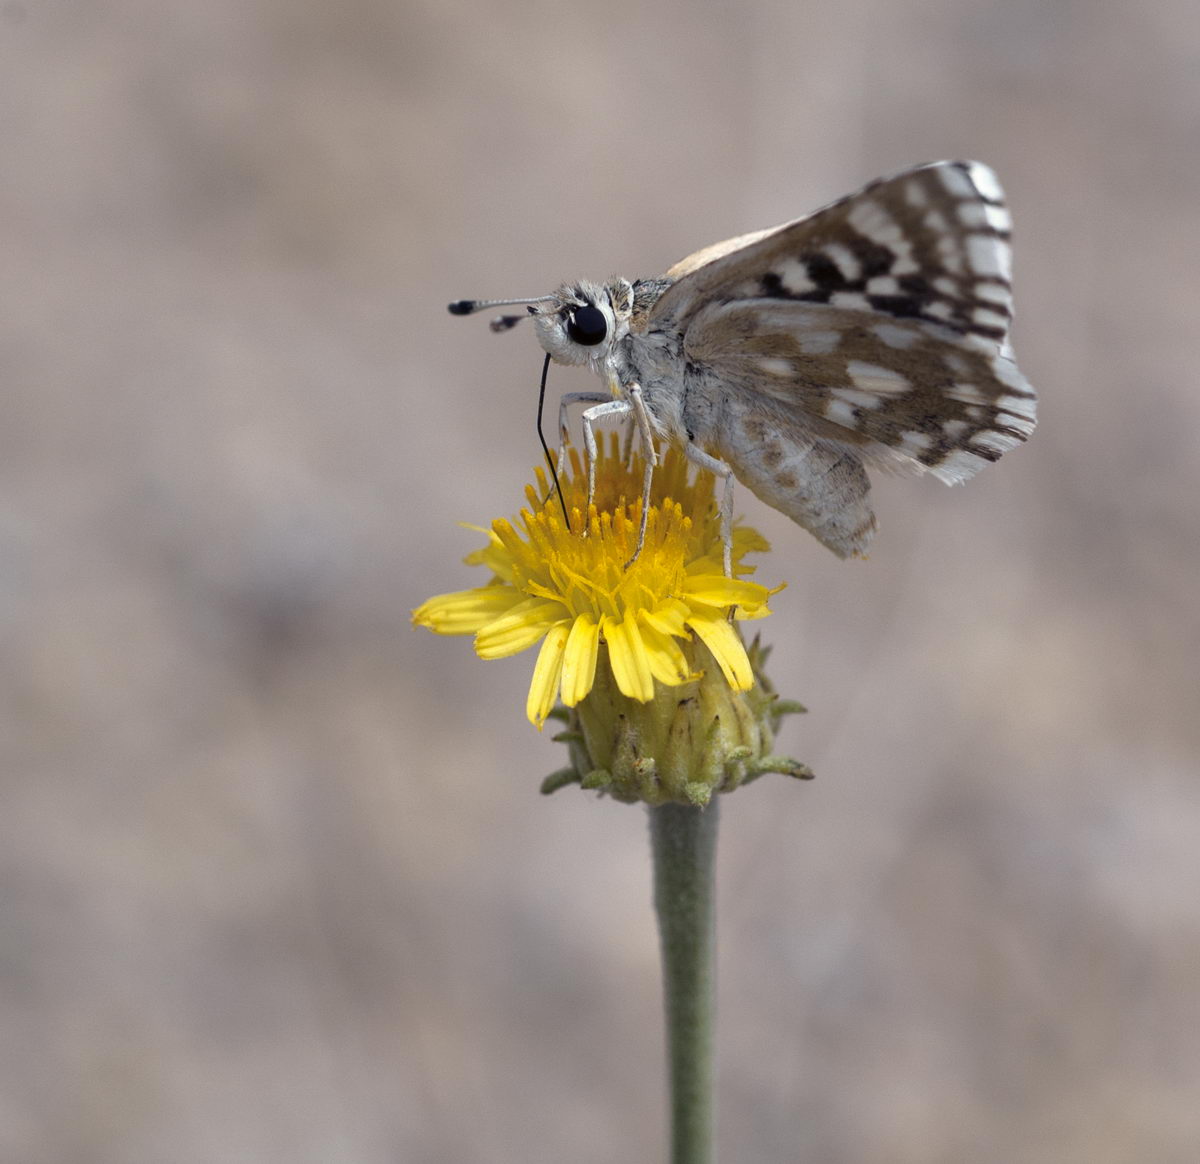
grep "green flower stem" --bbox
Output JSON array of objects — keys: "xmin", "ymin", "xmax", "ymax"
[{"xmin": 649, "ymin": 799, "xmax": 719, "ymax": 1164}]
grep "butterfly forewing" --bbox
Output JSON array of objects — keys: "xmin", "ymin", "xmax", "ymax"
[{"xmin": 649, "ymin": 160, "xmax": 1036, "ymax": 484}]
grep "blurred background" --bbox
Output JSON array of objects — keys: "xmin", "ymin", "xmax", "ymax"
[{"xmin": 3, "ymin": 1, "xmax": 1199, "ymax": 1161}]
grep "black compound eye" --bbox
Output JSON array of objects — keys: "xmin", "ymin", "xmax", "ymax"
[{"xmin": 566, "ymin": 304, "xmax": 607, "ymax": 346}]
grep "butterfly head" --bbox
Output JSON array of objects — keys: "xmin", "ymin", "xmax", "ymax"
[{"xmin": 520, "ymin": 279, "xmax": 629, "ymax": 370}]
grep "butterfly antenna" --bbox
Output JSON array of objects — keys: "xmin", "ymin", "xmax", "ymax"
[
  {"xmin": 535, "ymin": 352, "xmax": 571, "ymax": 532},
  {"xmin": 447, "ymin": 295, "xmax": 557, "ymax": 334}
]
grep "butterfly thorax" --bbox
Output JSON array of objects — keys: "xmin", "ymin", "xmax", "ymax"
[{"xmin": 628, "ymin": 277, "xmax": 674, "ymax": 331}]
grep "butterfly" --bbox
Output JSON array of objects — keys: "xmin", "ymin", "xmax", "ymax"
[{"xmin": 449, "ymin": 160, "xmax": 1036, "ymax": 572}]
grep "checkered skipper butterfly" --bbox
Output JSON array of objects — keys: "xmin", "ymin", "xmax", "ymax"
[{"xmin": 449, "ymin": 161, "xmax": 1036, "ymax": 571}]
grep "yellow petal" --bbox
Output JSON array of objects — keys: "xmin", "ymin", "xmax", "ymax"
[
  {"xmin": 604, "ymin": 612, "xmax": 655, "ymax": 702},
  {"xmin": 641, "ymin": 597, "xmax": 692, "ymax": 638},
  {"xmin": 636, "ymin": 615, "xmax": 693, "ymax": 686},
  {"xmin": 474, "ymin": 598, "xmax": 566, "ymax": 658},
  {"xmin": 686, "ymin": 612, "xmax": 754, "ymax": 690},
  {"xmin": 526, "ymin": 622, "xmax": 571, "ymax": 726},
  {"xmin": 412, "ymin": 585, "xmax": 523, "ymax": 635},
  {"xmin": 732, "ymin": 526, "xmax": 771, "ymax": 554},
  {"xmin": 682, "ymin": 574, "xmax": 773, "ymax": 611},
  {"xmin": 456, "ymin": 524, "xmax": 517, "ymax": 583},
  {"xmin": 734, "ymin": 603, "xmax": 772, "ymax": 622},
  {"xmin": 560, "ymin": 615, "xmax": 600, "ymax": 707}
]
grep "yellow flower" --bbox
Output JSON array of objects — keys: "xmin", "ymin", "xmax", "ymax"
[{"xmin": 412, "ymin": 437, "xmax": 781, "ymax": 727}]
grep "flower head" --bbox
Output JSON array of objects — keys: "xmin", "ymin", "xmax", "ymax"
[{"xmin": 413, "ymin": 436, "xmax": 781, "ymax": 727}]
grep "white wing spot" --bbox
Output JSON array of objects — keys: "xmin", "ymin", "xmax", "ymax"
[
  {"xmin": 824, "ymin": 397, "xmax": 859, "ymax": 428},
  {"xmin": 778, "ymin": 258, "xmax": 815, "ymax": 294},
  {"xmin": 757, "ymin": 357, "xmax": 796, "ymax": 377},
  {"xmin": 925, "ymin": 209, "xmax": 950, "ymax": 233},
  {"xmin": 985, "ymin": 203, "xmax": 1012, "ymax": 233},
  {"xmin": 933, "ymin": 276, "xmax": 959, "ymax": 296},
  {"xmin": 824, "ymin": 243, "xmax": 861, "ymax": 282},
  {"xmin": 872, "ymin": 322, "xmax": 919, "ymax": 349},
  {"xmin": 924, "ymin": 301, "xmax": 954, "ymax": 321},
  {"xmin": 932, "ymin": 448, "xmax": 991, "ymax": 484},
  {"xmin": 847, "ymin": 200, "xmax": 904, "ymax": 246},
  {"xmin": 938, "ymin": 165, "xmax": 977, "ymax": 199},
  {"xmin": 918, "ymin": 319, "xmax": 963, "ymax": 345},
  {"xmin": 975, "ymin": 282, "xmax": 1011, "ymax": 306},
  {"xmin": 973, "ymin": 306, "xmax": 1009, "ymax": 330},
  {"xmin": 999, "ymin": 414, "xmax": 1036, "ymax": 439},
  {"xmin": 900, "ymin": 430, "xmax": 935, "ymax": 453},
  {"xmin": 905, "ymin": 181, "xmax": 929, "ymax": 208},
  {"xmin": 957, "ymin": 202, "xmax": 986, "ymax": 228},
  {"xmin": 829, "ymin": 291, "xmax": 871, "ymax": 310},
  {"xmin": 962, "ymin": 332, "xmax": 1001, "ymax": 355},
  {"xmin": 993, "ymin": 358, "xmax": 1030, "ymax": 392},
  {"xmin": 966, "ymin": 234, "xmax": 1012, "ymax": 279},
  {"xmin": 971, "ymin": 431, "xmax": 1020, "ymax": 456},
  {"xmin": 848, "ymin": 360, "xmax": 910, "ymax": 394},
  {"xmin": 942, "ymin": 419, "xmax": 971, "ymax": 441},
  {"xmin": 935, "ymin": 234, "xmax": 966, "ymax": 275},
  {"xmin": 966, "ymin": 162, "xmax": 1005, "ymax": 204},
  {"xmin": 951, "ymin": 382, "xmax": 990, "ymax": 404},
  {"xmin": 997, "ymin": 393, "xmax": 1037, "ymax": 421},
  {"xmin": 833, "ymin": 386, "xmax": 883, "ymax": 410},
  {"xmin": 798, "ymin": 330, "xmax": 841, "ymax": 355},
  {"xmin": 957, "ymin": 202, "xmax": 1013, "ymax": 233},
  {"xmin": 866, "ymin": 275, "xmax": 900, "ymax": 295}
]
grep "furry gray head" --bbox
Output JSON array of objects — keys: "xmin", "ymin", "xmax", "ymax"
[{"xmin": 527, "ymin": 279, "xmax": 634, "ymax": 370}]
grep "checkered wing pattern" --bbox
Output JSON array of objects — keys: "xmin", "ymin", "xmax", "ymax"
[{"xmin": 649, "ymin": 161, "xmax": 1036, "ymax": 483}]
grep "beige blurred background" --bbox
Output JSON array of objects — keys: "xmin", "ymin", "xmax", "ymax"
[{"xmin": 3, "ymin": 1, "xmax": 1199, "ymax": 1161}]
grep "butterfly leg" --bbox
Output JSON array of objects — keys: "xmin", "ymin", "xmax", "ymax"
[
  {"xmin": 624, "ymin": 384, "xmax": 660, "ymax": 568},
  {"xmin": 579, "ymin": 398, "xmax": 635, "ymax": 522},
  {"xmin": 621, "ymin": 414, "xmax": 637, "ymax": 466},
  {"xmin": 556, "ymin": 391, "xmax": 610, "ymax": 477},
  {"xmin": 682, "ymin": 442, "xmax": 735, "ymax": 577}
]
